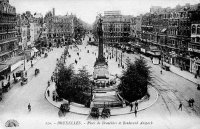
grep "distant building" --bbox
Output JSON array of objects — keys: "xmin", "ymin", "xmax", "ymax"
[
  {"xmin": 44, "ymin": 8, "xmax": 75, "ymax": 47},
  {"xmin": 104, "ymin": 10, "xmax": 121, "ymax": 16},
  {"xmin": 102, "ymin": 10, "xmax": 131, "ymax": 47}
]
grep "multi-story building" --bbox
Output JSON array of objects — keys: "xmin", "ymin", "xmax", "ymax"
[
  {"xmin": 130, "ymin": 15, "xmax": 142, "ymax": 42},
  {"xmin": 30, "ymin": 22, "xmax": 41, "ymax": 46},
  {"xmin": 44, "ymin": 8, "xmax": 74, "ymax": 47},
  {"xmin": 102, "ymin": 11, "xmax": 131, "ymax": 47},
  {"xmin": 138, "ymin": 3, "xmax": 200, "ymax": 76},
  {"xmin": 0, "ymin": 0, "xmax": 18, "ymax": 74},
  {"xmin": 188, "ymin": 4, "xmax": 200, "ymax": 76}
]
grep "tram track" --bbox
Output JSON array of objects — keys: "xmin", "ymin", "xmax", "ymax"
[{"xmin": 151, "ymin": 72, "xmax": 197, "ymax": 116}]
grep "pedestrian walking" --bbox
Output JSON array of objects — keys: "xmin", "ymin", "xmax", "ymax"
[
  {"xmin": 47, "ymin": 90, "xmax": 50, "ymax": 97},
  {"xmin": 135, "ymin": 101, "xmax": 138, "ymax": 110},
  {"xmin": 51, "ymin": 76, "xmax": 53, "ymax": 82},
  {"xmin": 178, "ymin": 102, "xmax": 183, "ymax": 111},
  {"xmin": 52, "ymin": 95, "xmax": 55, "ymax": 101},
  {"xmin": 2, "ymin": 81, "xmax": 4, "ymax": 87},
  {"xmin": 160, "ymin": 70, "xmax": 162, "ymax": 74},
  {"xmin": 191, "ymin": 98, "xmax": 195, "ymax": 107},
  {"xmin": 48, "ymin": 81, "xmax": 50, "ymax": 87},
  {"xmin": 130, "ymin": 102, "xmax": 133, "ymax": 111},
  {"xmin": 13, "ymin": 73, "xmax": 15, "ymax": 79},
  {"xmin": 188, "ymin": 99, "xmax": 191, "ymax": 107},
  {"xmin": 134, "ymin": 108, "xmax": 137, "ymax": 117},
  {"xmin": 147, "ymin": 93, "xmax": 150, "ymax": 100},
  {"xmin": 28, "ymin": 103, "xmax": 31, "ymax": 112},
  {"xmin": 25, "ymin": 71, "xmax": 27, "ymax": 77},
  {"xmin": 8, "ymin": 75, "xmax": 10, "ymax": 81}
]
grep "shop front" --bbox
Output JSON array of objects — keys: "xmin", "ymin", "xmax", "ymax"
[
  {"xmin": 0, "ymin": 64, "xmax": 9, "ymax": 81},
  {"xmin": 177, "ymin": 56, "xmax": 190, "ymax": 71},
  {"xmin": 147, "ymin": 50, "xmax": 161, "ymax": 65},
  {"xmin": 190, "ymin": 57, "xmax": 200, "ymax": 76}
]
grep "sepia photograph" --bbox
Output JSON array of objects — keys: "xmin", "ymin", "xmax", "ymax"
[{"xmin": 0, "ymin": 0, "xmax": 200, "ymax": 128}]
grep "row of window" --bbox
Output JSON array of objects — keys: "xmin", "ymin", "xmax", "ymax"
[
  {"xmin": 188, "ymin": 44, "xmax": 200, "ymax": 50},
  {"xmin": 104, "ymin": 33, "xmax": 130, "ymax": 37},
  {"xmin": 0, "ymin": 33, "xmax": 16, "ymax": 41},
  {"xmin": 0, "ymin": 25, "xmax": 16, "ymax": 33},
  {"xmin": 0, "ymin": 41, "xmax": 15, "ymax": 53},
  {"xmin": 168, "ymin": 21, "xmax": 178, "ymax": 26},
  {"xmin": 103, "ymin": 27, "xmax": 130, "ymax": 32},
  {"xmin": 47, "ymin": 33, "xmax": 71, "ymax": 38},
  {"xmin": 0, "ymin": 2, "xmax": 16, "ymax": 14},
  {"xmin": 103, "ymin": 24, "xmax": 130, "ymax": 28},
  {"xmin": 191, "ymin": 37, "xmax": 200, "ymax": 43},
  {"xmin": 191, "ymin": 25, "xmax": 200, "ymax": 34},
  {"xmin": 168, "ymin": 29, "xmax": 178, "ymax": 35},
  {"xmin": 0, "ymin": 14, "xmax": 16, "ymax": 23}
]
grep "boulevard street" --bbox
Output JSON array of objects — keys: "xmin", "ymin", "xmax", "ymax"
[{"xmin": 0, "ymin": 34, "xmax": 199, "ymax": 129}]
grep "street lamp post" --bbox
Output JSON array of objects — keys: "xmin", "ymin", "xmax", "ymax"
[
  {"xmin": 90, "ymin": 84, "xmax": 93, "ymax": 101},
  {"xmin": 116, "ymin": 47, "xmax": 117, "ymax": 62},
  {"xmin": 24, "ymin": 54, "xmax": 26, "ymax": 71},
  {"xmin": 112, "ymin": 45, "xmax": 114, "ymax": 58},
  {"xmin": 121, "ymin": 52, "xmax": 123, "ymax": 67},
  {"xmin": 23, "ymin": 45, "xmax": 26, "ymax": 71}
]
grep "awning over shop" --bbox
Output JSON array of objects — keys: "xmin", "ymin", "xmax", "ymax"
[
  {"xmin": 2, "ymin": 56, "xmax": 23, "ymax": 66},
  {"xmin": 27, "ymin": 41, "xmax": 32, "ymax": 46},
  {"xmin": 33, "ymin": 47, "xmax": 39, "ymax": 52},
  {"xmin": 161, "ymin": 28, "xmax": 167, "ymax": 33},
  {"xmin": 1, "ymin": 56, "xmax": 24, "ymax": 72},
  {"xmin": 0, "ymin": 64, "xmax": 9, "ymax": 73}
]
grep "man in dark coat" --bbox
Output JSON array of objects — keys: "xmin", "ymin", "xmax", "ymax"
[
  {"xmin": 130, "ymin": 103, "xmax": 133, "ymax": 111},
  {"xmin": 135, "ymin": 101, "xmax": 138, "ymax": 110}
]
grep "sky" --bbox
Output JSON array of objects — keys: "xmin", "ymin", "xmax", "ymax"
[{"xmin": 10, "ymin": 0, "xmax": 200, "ymax": 24}]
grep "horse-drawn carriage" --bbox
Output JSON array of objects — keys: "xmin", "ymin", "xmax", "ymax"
[
  {"xmin": 21, "ymin": 77, "xmax": 28, "ymax": 86},
  {"xmin": 15, "ymin": 70, "xmax": 25, "ymax": 82},
  {"xmin": 2, "ymin": 81, "xmax": 10, "ymax": 92},
  {"xmin": 101, "ymin": 108, "xmax": 111, "ymax": 119},
  {"xmin": 15, "ymin": 70, "xmax": 28, "ymax": 86},
  {"xmin": 89, "ymin": 107, "xmax": 100, "ymax": 119},
  {"xmin": 58, "ymin": 102, "xmax": 70, "ymax": 117}
]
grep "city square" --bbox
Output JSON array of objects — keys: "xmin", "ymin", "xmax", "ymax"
[{"xmin": 0, "ymin": 0, "xmax": 200, "ymax": 129}]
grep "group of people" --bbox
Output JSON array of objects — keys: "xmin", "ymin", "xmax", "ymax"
[{"xmin": 188, "ymin": 98, "xmax": 195, "ymax": 108}]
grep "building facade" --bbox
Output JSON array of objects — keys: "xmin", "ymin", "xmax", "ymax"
[
  {"xmin": 102, "ymin": 11, "xmax": 131, "ymax": 47},
  {"xmin": 188, "ymin": 4, "xmax": 200, "ymax": 76},
  {"xmin": 137, "ymin": 3, "xmax": 200, "ymax": 76},
  {"xmin": 0, "ymin": 0, "xmax": 17, "ymax": 63},
  {"xmin": 44, "ymin": 8, "xmax": 74, "ymax": 47}
]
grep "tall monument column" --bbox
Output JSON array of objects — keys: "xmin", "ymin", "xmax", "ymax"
[{"xmin": 97, "ymin": 18, "xmax": 104, "ymax": 61}]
